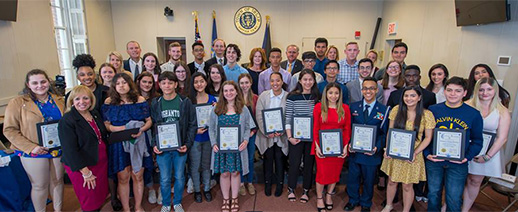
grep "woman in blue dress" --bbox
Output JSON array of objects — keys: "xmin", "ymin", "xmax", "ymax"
[{"xmin": 102, "ymin": 73, "xmax": 153, "ymax": 212}]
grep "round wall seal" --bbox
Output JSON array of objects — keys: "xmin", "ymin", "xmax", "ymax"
[{"xmin": 234, "ymin": 6, "xmax": 261, "ymax": 35}]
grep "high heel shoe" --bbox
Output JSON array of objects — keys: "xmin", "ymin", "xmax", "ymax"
[
  {"xmin": 317, "ymin": 197, "xmax": 326, "ymax": 212},
  {"xmin": 300, "ymin": 188, "xmax": 309, "ymax": 203},
  {"xmin": 325, "ymin": 192, "xmax": 334, "ymax": 210}
]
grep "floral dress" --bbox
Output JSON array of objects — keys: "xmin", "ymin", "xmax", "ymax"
[{"xmin": 213, "ymin": 114, "xmax": 242, "ymax": 173}]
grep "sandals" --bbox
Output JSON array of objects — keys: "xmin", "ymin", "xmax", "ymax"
[
  {"xmin": 325, "ymin": 192, "xmax": 334, "ymax": 210},
  {"xmin": 221, "ymin": 199, "xmax": 230, "ymax": 212},
  {"xmin": 317, "ymin": 197, "xmax": 327, "ymax": 212},
  {"xmin": 287, "ymin": 187, "xmax": 296, "ymax": 202},
  {"xmin": 231, "ymin": 198, "xmax": 239, "ymax": 212},
  {"xmin": 300, "ymin": 188, "xmax": 309, "ymax": 204}
]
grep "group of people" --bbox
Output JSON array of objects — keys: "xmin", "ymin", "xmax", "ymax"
[{"xmin": 2, "ymin": 37, "xmax": 512, "ymax": 212}]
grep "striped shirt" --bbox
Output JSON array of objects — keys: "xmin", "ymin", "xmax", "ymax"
[{"xmin": 285, "ymin": 94, "xmax": 317, "ymax": 130}]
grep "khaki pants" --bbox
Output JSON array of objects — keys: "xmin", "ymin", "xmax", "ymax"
[{"xmin": 20, "ymin": 157, "xmax": 64, "ymax": 212}]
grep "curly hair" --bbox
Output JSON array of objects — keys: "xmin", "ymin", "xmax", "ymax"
[{"xmin": 72, "ymin": 54, "xmax": 96, "ymax": 71}]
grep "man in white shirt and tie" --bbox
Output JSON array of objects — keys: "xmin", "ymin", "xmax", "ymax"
[
  {"xmin": 205, "ymin": 39, "xmax": 227, "ymax": 68},
  {"xmin": 123, "ymin": 41, "xmax": 142, "ymax": 79}
]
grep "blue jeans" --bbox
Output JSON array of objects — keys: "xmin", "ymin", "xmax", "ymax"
[
  {"xmin": 426, "ymin": 161, "xmax": 468, "ymax": 212},
  {"xmin": 157, "ymin": 151, "xmax": 187, "ymax": 206},
  {"xmin": 240, "ymin": 134, "xmax": 256, "ymax": 183}
]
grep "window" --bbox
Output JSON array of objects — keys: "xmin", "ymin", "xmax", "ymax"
[{"xmin": 50, "ymin": 0, "xmax": 88, "ymax": 88}]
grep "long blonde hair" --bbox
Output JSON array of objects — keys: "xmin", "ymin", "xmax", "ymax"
[
  {"xmin": 320, "ymin": 82, "xmax": 344, "ymax": 122},
  {"xmin": 468, "ymin": 77, "xmax": 506, "ymax": 115}
]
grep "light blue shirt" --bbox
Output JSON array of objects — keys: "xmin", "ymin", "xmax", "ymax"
[
  {"xmin": 223, "ymin": 63, "xmax": 248, "ymax": 82},
  {"xmin": 362, "ymin": 99, "xmax": 376, "ymax": 116}
]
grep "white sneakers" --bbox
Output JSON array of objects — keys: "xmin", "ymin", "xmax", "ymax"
[
  {"xmin": 160, "ymin": 205, "xmax": 171, "ymax": 212},
  {"xmin": 187, "ymin": 178, "xmax": 194, "ymax": 194},
  {"xmin": 173, "ymin": 204, "xmax": 184, "ymax": 212},
  {"xmin": 148, "ymin": 189, "xmax": 157, "ymax": 204},
  {"xmin": 157, "ymin": 188, "xmax": 163, "ymax": 205}
]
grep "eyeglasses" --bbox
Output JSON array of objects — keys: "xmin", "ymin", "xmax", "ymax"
[{"xmin": 361, "ymin": 87, "xmax": 377, "ymax": 91}]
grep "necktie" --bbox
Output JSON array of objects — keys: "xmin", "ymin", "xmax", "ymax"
[
  {"xmin": 363, "ymin": 104, "xmax": 370, "ymax": 122},
  {"xmin": 288, "ymin": 63, "xmax": 292, "ymax": 73},
  {"xmin": 134, "ymin": 65, "xmax": 140, "ymax": 79},
  {"xmin": 218, "ymin": 58, "xmax": 223, "ymax": 65}
]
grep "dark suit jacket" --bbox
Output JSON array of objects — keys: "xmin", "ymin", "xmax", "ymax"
[
  {"xmin": 205, "ymin": 57, "xmax": 227, "ymax": 69},
  {"xmin": 58, "ymin": 107, "xmax": 108, "ymax": 172},
  {"xmin": 348, "ymin": 100, "xmax": 389, "ymax": 165},
  {"xmin": 281, "ymin": 59, "xmax": 303, "ymax": 75},
  {"xmin": 187, "ymin": 61, "xmax": 210, "ymax": 76},
  {"xmin": 386, "ymin": 86, "xmax": 437, "ymax": 109}
]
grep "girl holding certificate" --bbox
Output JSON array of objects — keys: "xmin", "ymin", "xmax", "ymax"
[
  {"xmin": 208, "ymin": 81, "xmax": 252, "ymax": 212},
  {"xmin": 102, "ymin": 73, "xmax": 153, "ymax": 212},
  {"xmin": 286, "ymin": 69, "xmax": 320, "ymax": 203},
  {"xmin": 4, "ymin": 69, "xmax": 65, "ymax": 212},
  {"xmin": 462, "ymin": 77, "xmax": 511, "ymax": 211},
  {"xmin": 59, "ymin": 85, "xmax": 109, "ymax": 211},
  {"xmin": 256, "ymin": 72, "xmax": 289, "ymax": 197},
  {"xmin": 238, "ymin": 73, "xmax": 259, "ymax": 196},
  {"xmin": 312, "ymin": 82, "xmax": 351, "ymax": 212},
  {"xmin": 188, "ymin": 72, "xmax": 218, "ymax": 203},
  {"xmin": 380, "ymin": 86, "xmax": 435, "ymax": 212}
]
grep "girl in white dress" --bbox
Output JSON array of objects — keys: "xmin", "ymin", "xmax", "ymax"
[{"xmin": 462, "ymin": 77, "xmax": 511, "ymax": 212}]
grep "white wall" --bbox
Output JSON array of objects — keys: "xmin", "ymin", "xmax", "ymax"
[
  {"xmin": 110, "ymin": 0, "xmax": 384, "ymax": 63},
  {"xmin": 85, "ymin": 0, "xmax": 116, "ymax": 67},
  {"xmin": 377, "ymin": 0, "xmax": 518, "ymax": 109},
  {"xmin": 0, "ymin": 0, "xmax": 60, "ymax": 114}
]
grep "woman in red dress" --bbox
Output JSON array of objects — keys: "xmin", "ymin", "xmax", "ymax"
[{"xmin": 312, "ymin": 82, "xmax": 351, "ymax": 212}]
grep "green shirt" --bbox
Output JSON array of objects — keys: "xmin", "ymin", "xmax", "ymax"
[{"xmin": 161, "ymin": 95, "xmax": 181, "ymax": 123}]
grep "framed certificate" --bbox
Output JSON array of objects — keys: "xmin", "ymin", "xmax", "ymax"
[
  {"xmin": 478, "ymin": 131, "xmax": 497, "ymax": 156},
  {"xmin": 319, "ymin": 129, "xmax": 343, "ymax": 157},
  {"xmin": 351, "ymin": 124, "xmax": 377, "ymax": 153},
  {"xmin": 217, "ymin": 125, "xmax": 241, "ymax": 153},
  {"xmin": 387, "ymin": 128, "xmax": 416, "ymax": 161},
  {"xmin": 195, "ymin": 103, "xmax": 212, "ymax": 128},
  {"xmin": 262, "ymin": 107, "xmax": 285, "ymax": 135},
  {"xmin": 37, "ymin": 121, "xmax": 61, "ymax": 149},
  {"xmin": 156, "ymin": 121, "xmax": 181, "ymax": 151},
  {"xmin": 292, "ymin": 115, "xmax": 313, "ymax": 142},
  {"xmin": 432, "ymin": 128, "xmax": 466, "ymax": 161}
]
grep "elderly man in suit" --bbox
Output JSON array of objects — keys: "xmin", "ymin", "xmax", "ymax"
[
  {"xmin": 346, "ymin": 58, "xmax": 383, "ymax": 103},
  {"xmin": 280, "ymin": 44, "xmax": 303, "ymax": 75},
  {"xmin": 123, "ymin": 41, "xmax": 142, "ymax": 79},
  {"xmin": 344, "ymin": 77, "xmax": 388, "ymax": 212},
  {"xmin": 204, "ymin": 38, "xmax": 226, "ymax": 67}
]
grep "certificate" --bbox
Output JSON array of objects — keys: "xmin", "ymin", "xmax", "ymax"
[
  {"xmin": 195, "ymin": 103, "xmax": 212, "ymax": 128},
  {"xmin": 217, "ymin": 125, "xmax": 241, "ymax": 153},
  {"xmin": 387, "ymin": 128, "xmax": 416, "ymax": 161},
  {"xmin": 351, "ymin": 124, "xmax": 377, "ymax": 153},
  {"xmin": 156, "ymin": 121, "xmax": 181, "ymax": 151},
  {"xmin": 262, "ymin": 107, "xmax": 285, "ymax": 134},
  {"xmin": 433, "ymin": 128, "xmax": 465, "ymax": 161},
  {"xmin": 37, "ymin": 121, "xmax": 61, "ymax": 149},
  {"xmin": 478, "ymin": 131, "xmax": 496, "ymax": 156},
  {"xmin": 319, "ymin": 129, "xmax": 343, "ymax": 157},
  {"xmin": 292, "ymin": 115, "xmax": 313, "ymax": 142}
]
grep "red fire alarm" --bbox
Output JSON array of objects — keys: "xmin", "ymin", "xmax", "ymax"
[{"xmin": 355, "ymin": 31, "xmax": 361, "ymax": 39}]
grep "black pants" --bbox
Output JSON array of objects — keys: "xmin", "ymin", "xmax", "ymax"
[
  {"xmin": 287, "ymin": 141, "xmax": 314, "ymax": 190},
  {"xmin": 263, "ymin": 143, "xmax": 285, "ymax": 185}
]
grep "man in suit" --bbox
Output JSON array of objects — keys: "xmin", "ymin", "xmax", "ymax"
[
  {"xmin": 280, "ymin": 44, "xmax": 303, "ymax": 75},
  {"xmin": 187, "ymin": 42, "xmax": 209, "ymax": 76},
  {"xmin": 123, "ymin": 40, "xmax": 142, "ymax": 79},
  {"xmin": 345, "ymin": 77, "xmax": 388, "ymax": 212},
  {"xmin": 374, "ymin": 42, "xmax": 408, "ymax": 80},
  {"xmin": 204, "ymin": 38, "xmax": 226, "ymax": 68},
  {"xmin": 386, "ymin": 65, "xmax": 436, "ymax": 109},
  {"xmin": 346, "ymin": 58, "xmax": 383, "ymax": 103}
]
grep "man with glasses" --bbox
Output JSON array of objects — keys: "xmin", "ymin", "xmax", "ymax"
[
  {"xmin": 281, "ymin": 44, "xmax": 303, "ymax": 75},
  {"xmin": 346, "ymin": 58, "xmax": 383, "ymax": 103},
  {"xmin": 317, "ymin": 60, "xmax": 349, "ymax": 103},
  {"xmin": 288, "ymin": 51, "xmax": 324, "ymax": 91},
  {"xmin": 345, "ymin": 77, "xmax": 388, "ymax": 212},
  {"xmin": 337, "ymin": 42, "xmax": 361, "ymax": 84},
  {"xmin": 386, "ymin": 65, "xmax": 436, "ymax": 109},
  {"xmin": 188, "ymin": 42, "xmax": 209, "ymax": 75},
  {"xmin": 374, "ymin": 42, "xmax": 408, "ymax": 80}
]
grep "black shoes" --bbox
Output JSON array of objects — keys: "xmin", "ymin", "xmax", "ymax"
[
  {"xmin": 194, "ymin": 192, "xmax": 202, "ymax": 203},
  {"xmin": 111, "ymin": 197, "xmax": 122, "ymax": 211},
  {"xmin": 344, "ymin": 202, "xmax": 358, "ymax": 211},
  {"xmin": 204, "ymin": 190, "xmax": 213, "ymax": 202},
  {"xmin": 265, "ymin": 183, "xmax": 272, "ymax": 196},
  {"xmin": 361, "ymin": 206, "xmax": 371, "ymax": 212},
  {"xmin": 274, "ymin": 184, "xmax": 283, "ymax": 197}
]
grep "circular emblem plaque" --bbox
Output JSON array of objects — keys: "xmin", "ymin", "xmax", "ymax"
[{"xmin": 234, "ymin": 6, "xmax": 261, "ymax": 35}]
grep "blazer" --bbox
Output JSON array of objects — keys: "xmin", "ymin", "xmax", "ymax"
[
  {"xmin": 348, "ymin": 100, "xmax": 389, "ymax": 166},
  {"xmin": 187, "ymin": 61, "xmax": 210, "ymax": 76},
  {"xmin": 345, "ymin": 79, "xmax": 384, "ymax": 104},
  {"xmin": 58, "ymin": 107, "xmax": 108, "ymax": 172},
  {"xmin": 255, "ymin": 90, "xmax": 289, "ymax": 155},
  {"xmin": 205, "ymin": 57, "xmax": 227, "ymax": 68},
  {"xmin": 386, "ymin": 86, "xmax": 437, "ymax": 109},
  {"xmin": 3, "ymin": 94, "xmax": 65, "ymax": 154},
  {"xmin": 208, "ymin": 106, "xmax": 252, "ymax": 175},
  {"xmin": 281, "ymin": 59, "xmax": 303, "ymax": 75},
  {"xmin": 149, "ymin": 95, "xmax": 197, "ymax": 154},
  {"xmin": 123, "ymin": 58, "xmax": 131, "ymax": 72}
]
